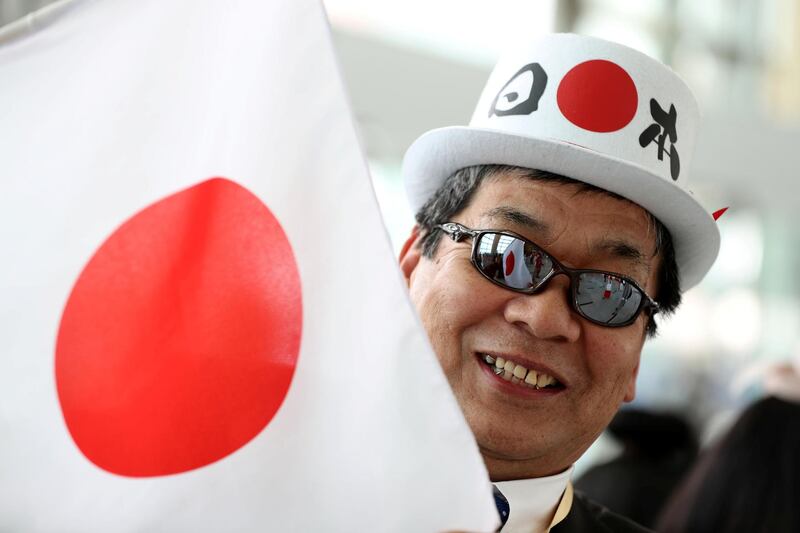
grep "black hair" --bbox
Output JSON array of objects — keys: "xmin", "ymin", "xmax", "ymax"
[
  {"xmin": 413, "ymin": 164, "xmax": 681, "ymax": 337},
  {"xmin": 608, "ymin": 408, "xmax": 698, "ymax": 459},
  {"xmin": 656, "ymin": 396, "xmax": 800, "ymax": 533}
]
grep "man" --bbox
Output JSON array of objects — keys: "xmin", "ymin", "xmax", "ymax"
[{"xmin": 398, "ymin": 34, "xmax": 720, "ymax": 532}]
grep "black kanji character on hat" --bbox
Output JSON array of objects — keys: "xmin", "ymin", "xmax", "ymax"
[
  {"xmin": 639, "ymin": 98, "xmax": 680, "ymax": 181},
  {"xmin": 489, "ymin": 63, "xmax": 548, "ymax": 117}
]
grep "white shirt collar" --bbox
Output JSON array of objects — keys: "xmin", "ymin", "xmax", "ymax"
[{"xmin": 495, "ymin": 466, "xmax": 573, "ymax": 533}]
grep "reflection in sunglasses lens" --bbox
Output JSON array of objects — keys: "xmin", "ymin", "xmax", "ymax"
[
  {"xmin": 473, "ymin": 232, "xmax": 644, "ymax": 325},
  {"xmin": 576, "ymin": 273, "xmax": 642, "ymax": 324},
  {"xmin": 476, "ymin": 233, "xmax": 553, "ymax": 291}
]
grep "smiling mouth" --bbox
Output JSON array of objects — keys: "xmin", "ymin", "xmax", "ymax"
[{"xmin": 478, "ymin": 353, "xmax": 564, "ymax": 390}]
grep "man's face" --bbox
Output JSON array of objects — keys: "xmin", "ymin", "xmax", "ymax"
[{"xmin": 400, "ymin": 173, "xmax": 661, "ymax": 481}]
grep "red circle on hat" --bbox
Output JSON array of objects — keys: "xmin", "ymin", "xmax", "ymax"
[
  {"xmin": 557, "ymin": 60, "xmax": 638, "ymax": 133},
  {"xmin": 55, "ymin": 177, "xmax": 302, "ymax": 477}
]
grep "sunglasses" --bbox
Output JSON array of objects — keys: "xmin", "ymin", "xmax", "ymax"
[{"xmin": 437, "ymin": 222, "xmax": 659, "ymax": 327}]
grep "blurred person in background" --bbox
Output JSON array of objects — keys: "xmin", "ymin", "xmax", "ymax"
[
  {"xmin": 574, "ymin": 409, "xmax": 698, "ymax": 528},
  {"xmin": 656, "ymin": 357, "xmax": 800, "ymax": 533}
]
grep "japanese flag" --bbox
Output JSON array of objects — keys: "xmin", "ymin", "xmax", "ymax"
[
  {"xmin": 0, "ymin": 0, "xmax": 498, "ymax": 531},
  {"xmin": 502, "ymin": 236, "xmax": 533, "ymax": 289}
]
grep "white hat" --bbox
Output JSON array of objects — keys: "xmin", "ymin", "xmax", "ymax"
[{"xmin": 402, "ymin": 33, "xmax": 720, "ymax": 290}]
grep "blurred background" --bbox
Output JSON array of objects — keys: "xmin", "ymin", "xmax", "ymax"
[{"xmin": 4, "ymin": 0, "xmax": 799, "ymax": 476}]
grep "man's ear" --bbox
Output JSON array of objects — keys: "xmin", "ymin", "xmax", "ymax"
[
  {"xmin": 623, "ymin": 361, "xmax": 640, "ymax": 403},
  {"xmin": 399, "ymin": 225, "xmax": 422, "ymax": 286}
]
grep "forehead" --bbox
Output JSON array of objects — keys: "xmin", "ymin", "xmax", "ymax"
[{"xmin": 463, "ymin": 173, "xmax": 658, "ymax": 265}]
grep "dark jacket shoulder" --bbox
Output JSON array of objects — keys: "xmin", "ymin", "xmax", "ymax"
[{"xmin": 551, "ymin": 490, "xmax": 653, "ymax": 533}]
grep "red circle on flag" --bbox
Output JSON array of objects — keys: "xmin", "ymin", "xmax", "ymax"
[
  {"xmin": 55, "ymin": 177, "xmax": 302, "ymax": 477},
  {"xmin": 505, "ymin": 251, "xmax": 515, "ymax": 277},
  {"xmin": 556, "ymin": 60, "xmax": 638, "ymax": 133}
]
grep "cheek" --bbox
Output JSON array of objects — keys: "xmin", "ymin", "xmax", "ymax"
[
  {"xmin": 411, "ymin": 258, "xmax": 485, "ymax": 320},
  {"xmin": 408, "ymin": 265, "xmax": 463, "ymax": 355},
  {"xmin": 583, "ymin": 327, "xmax": 643, "ymax": 384},
  {"xmin": 409, "ymin": 261, "xmax": 504, "ymax": 366}
]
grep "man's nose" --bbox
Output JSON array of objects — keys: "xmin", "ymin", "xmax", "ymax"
[{"xmin": 502, "ymin": 274, "xmax": 581, "ymax": 342}]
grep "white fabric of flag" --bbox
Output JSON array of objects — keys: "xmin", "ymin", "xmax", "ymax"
[
  {"xmin": 501, "ymin": 236, "xmax": 534, "ymax": 290},
  {"xmin": 0, "ymin": 0, "xmax": 498, "ymax": 531}
]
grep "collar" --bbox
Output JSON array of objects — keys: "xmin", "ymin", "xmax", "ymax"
[{"xmin": 495, "ymin": 466, "xmax": 574, "ymax": 533}]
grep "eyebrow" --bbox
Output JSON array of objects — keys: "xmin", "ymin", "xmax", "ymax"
[
  {"xmin": 483, "ymin": 206, "xmax": 649, "ymax": 269},
  {"xmin": 592, "ymin": 239, "xmax": 649, "ymax": 268},
  {"xmin": 483, "ymin": 206, "xmax": 550, "ymax": 234}
]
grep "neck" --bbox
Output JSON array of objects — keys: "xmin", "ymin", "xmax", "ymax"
[{"xmin": 484, "ymin": 453, "xmax": 572, "ymax": 481}]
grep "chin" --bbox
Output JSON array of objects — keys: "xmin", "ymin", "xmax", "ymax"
[{"xmin": 471, "ymin": 419, "xmax": 597, "ymax": 479}]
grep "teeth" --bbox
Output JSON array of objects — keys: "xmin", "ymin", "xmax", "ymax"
[
  {"xmin": 480, "ymin": 354, "xmax": 560, "ymax": 390},
  {"xmin": 537, "ymin": 373, "xmax": 549, "ymax": 388}
]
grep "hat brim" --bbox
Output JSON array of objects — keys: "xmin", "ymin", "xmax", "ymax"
[{"xmin": 402, "ymin": 126, "xmax": 720, "ymax": 290}]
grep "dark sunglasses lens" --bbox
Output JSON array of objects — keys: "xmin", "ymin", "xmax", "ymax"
[
  {"xmin": 475, "ymin": 233, "xmax": 553, "ymax": 290},
  {"xmin": 575, "ymin": 273, "xmax": 643, "ymax": 324}
]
